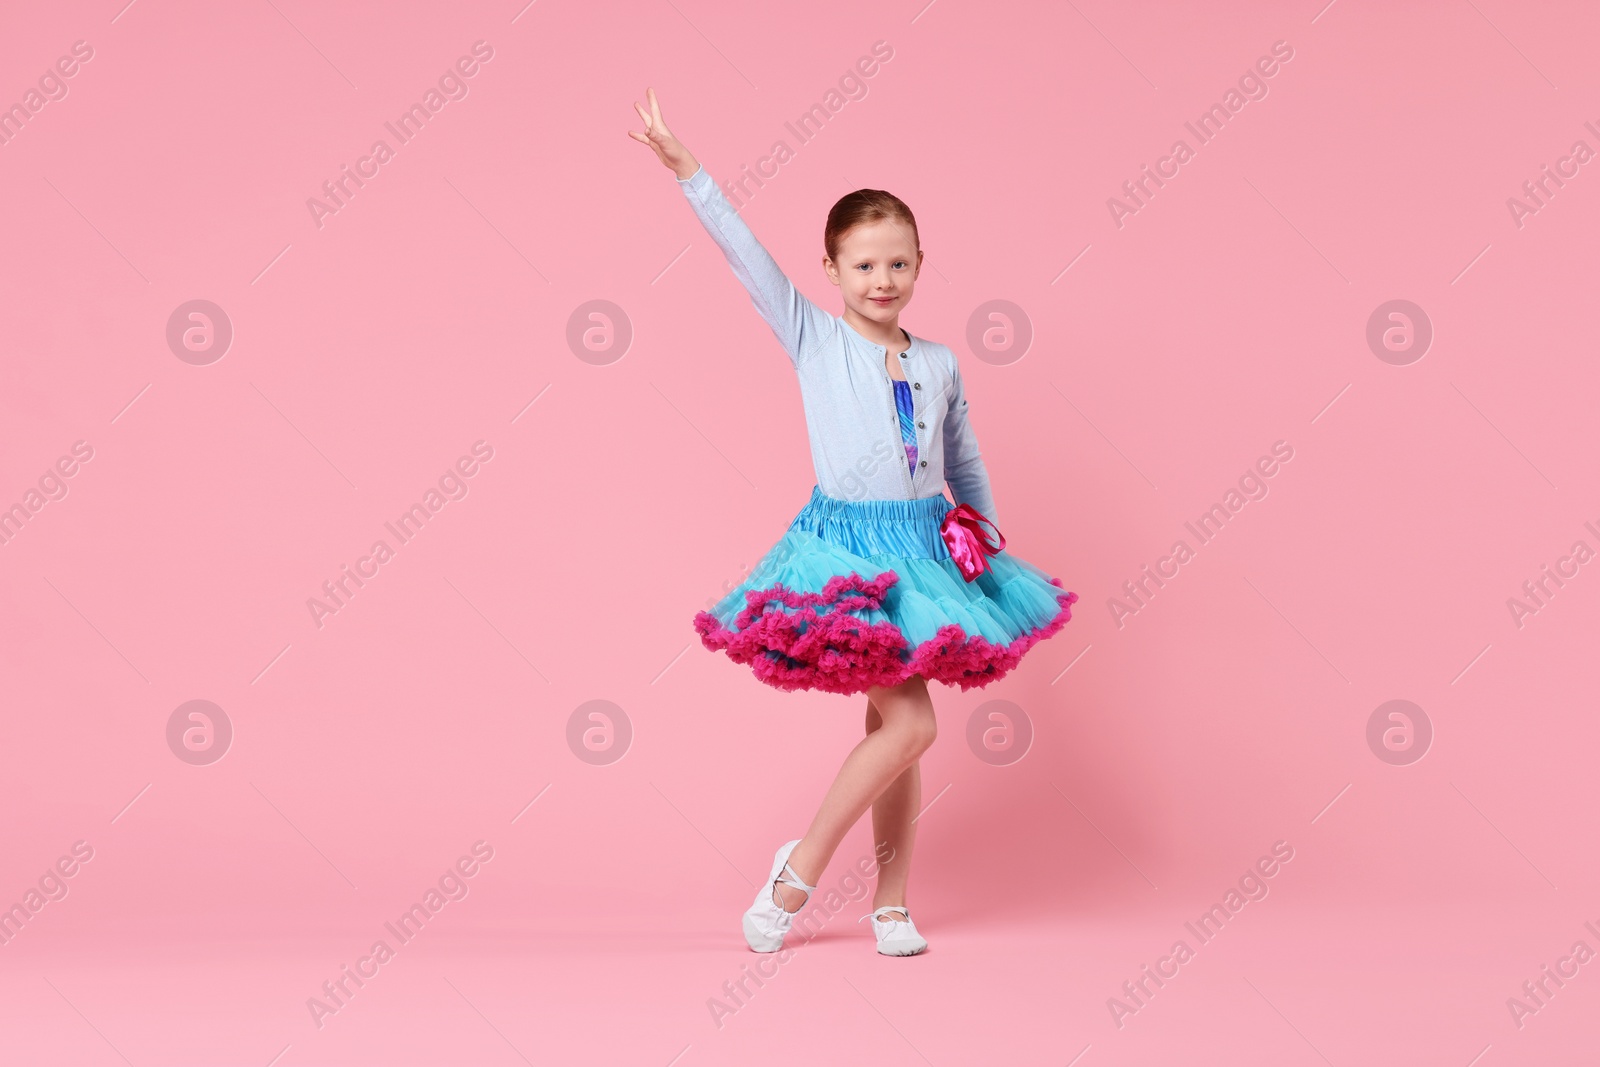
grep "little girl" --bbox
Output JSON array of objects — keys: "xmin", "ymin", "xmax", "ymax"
[{"xmin": 631, "ymin": 88, "xmax": 1078, "ymax": 957}]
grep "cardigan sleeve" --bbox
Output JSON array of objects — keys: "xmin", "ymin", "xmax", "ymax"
[
  {"xmin": 941, "ymin": 354, "xmax": 999, "ymax": 529},
  {"xmin": 677, "ymin": 163, "xmax": 835, "ymax": 369}
]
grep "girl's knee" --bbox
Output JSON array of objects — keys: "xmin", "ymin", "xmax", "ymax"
[
  {"xmin": 884, "ymin": 712, "xmax": 937, "ymax": 762},
  {"xmin": 869, "ymin": 676, "xmax": 936, "ymax": 758}
]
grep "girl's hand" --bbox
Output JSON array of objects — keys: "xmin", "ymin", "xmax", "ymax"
[{"xmin": 628, "ymin": 87, "xmax": 699, "ymax": 180}]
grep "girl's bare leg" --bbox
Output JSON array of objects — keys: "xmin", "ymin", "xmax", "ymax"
[
  {"xmin": 770, "ymin": 674, "xmax": 936, "ymax": 912},
  {"xmin": 866, "ymin": 695, "xmax": 920, "ymax": 921}
]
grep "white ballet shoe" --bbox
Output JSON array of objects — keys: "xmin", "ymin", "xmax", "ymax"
[
  {"xmin": 857, "ymin": 905, "xmax": 928, "ymax": 956},
  {"xmin": 742, "ymin": 839, "xmax": 817, "ymax": 952}
]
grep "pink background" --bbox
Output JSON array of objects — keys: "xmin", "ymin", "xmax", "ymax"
[{"xmin": 3, "ymin": 0, "xmax": 1598, "ymax": 1063}]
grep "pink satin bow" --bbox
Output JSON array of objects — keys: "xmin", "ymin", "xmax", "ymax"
[{"xmin": 940, "ymin": 503, "xmax": 1005, "ymax": 581}]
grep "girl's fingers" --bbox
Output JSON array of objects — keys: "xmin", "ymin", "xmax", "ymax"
[
  {"xmin": 626, "ymin": 128, "xmax": 671, "ymax": 168},
  {"xmin": 629, "ymin": 89, "xmax": 677, "ymax": 162}
]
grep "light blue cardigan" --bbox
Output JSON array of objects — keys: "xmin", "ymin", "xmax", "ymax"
[{"xmin": 677, "ymin": 163, "xmax": 999, "ymax": 528}]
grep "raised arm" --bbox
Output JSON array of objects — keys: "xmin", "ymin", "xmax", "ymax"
[
  {"xmin": 630, "ymin": 87, "xmax": 834, "ymax": 369},
  {"xmin": 675, "ymin": 166, "xmax": 836, "ymax": 368},
  {"xmin": 941, "ymin": 355, "xmax": 999, "ymax": 528}
]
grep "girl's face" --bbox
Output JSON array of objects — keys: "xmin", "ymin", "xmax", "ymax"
[{"xmin": 825, "ymin": 217, "xmax": 922, "ymax": 326}]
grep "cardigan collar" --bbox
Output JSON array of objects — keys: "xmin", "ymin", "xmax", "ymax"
[{"xmin": 841, "ymin": 318, "xmax": 922, "ymax": 361}]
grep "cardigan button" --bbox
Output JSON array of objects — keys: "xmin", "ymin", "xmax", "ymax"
[
  {"xmin": 917, "ymin": 420, "xmax": 924, "ymax": 428},
  {"xmin": 913, "ymin": 382, "xmax": 921, "ymax": 390},
  {"xmin": 919, "ymin": 460, "xmax": 927, "ymax": 467}
]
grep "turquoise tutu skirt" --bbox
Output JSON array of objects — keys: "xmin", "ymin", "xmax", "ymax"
[{"xmin": 693, "ymin": 486, "xmax": 1079, "ymax": 695}]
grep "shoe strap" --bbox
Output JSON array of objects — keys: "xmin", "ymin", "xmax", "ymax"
[
  {"xmin": 776, "ymin": 861, "xmax": 816, "ymax": 896},
  {"xmin": 857, "ymin": 906, "xmax": 911, "ymax": 924}
]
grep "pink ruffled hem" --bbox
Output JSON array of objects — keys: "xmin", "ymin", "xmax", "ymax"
[{"xmin": 692, "ymin": 569, "xmax": 1079, "ymax": 695}]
